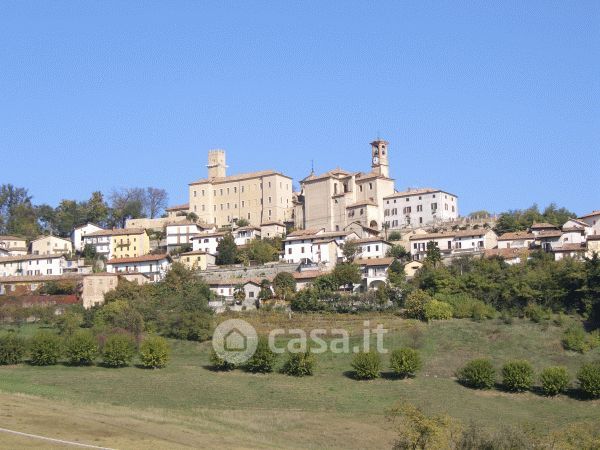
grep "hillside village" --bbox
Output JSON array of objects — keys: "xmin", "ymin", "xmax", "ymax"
[{"xmin": 1, "ymin": 140, "xmax": 599, "ymax": 312}]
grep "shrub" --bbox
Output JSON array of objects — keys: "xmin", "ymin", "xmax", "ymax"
[
  {"xmin": 502, "ymin": 360, "xmax": 534, "ymax": 392},
  {"xmin": 139, "ymin": 336, "xmax": 170, "ymax": 369},
  {"xmin": 245, "ymin": 337, "xmax": 275, "ymax": 373},
  {"xmin": 29, "ymin": 331, "xmax": 62, "ymax": 366},
  {"xmin": 389, "ymin": 347, "xmax": 422, "ymax": 378},
  {"xmin": 351, "ymin": 351, "xmax": 381, "ymax": 380},
  {"xmin": 577, "ymin": 362, "xmax": 600, "ymax": 399},
  {"xmin": 457, "ymin": 359, "xmax": 495, "ymax": 389},
  {"xmin": 210, "ymin": 349, "xmax": 236, "ymax": 371},
  {"xmin": 424, "ymin": 300, "xmax": 453, "ymax": 321},
  {"xmin": 539, "ymin": 366, "xmax": 570, "ymax": 396},
  {"xmin": 404, "ymin": 290, "xmax": 433, "ymax": 320},
  {"xmin": 65, "ymin": 330, "xmax": 98, "ymax": 366},
  {"xmin": 523, "ymin": 303, "xmax": 551, "ymax": 323},
  {"xmin": 281, "ymin": 352, "xmax": 315, "ymax": 377},
  {"xmin": 102, "ymin": 334, "xmax": 136, "ymax": 368},
  {"xmin": 0, "ymin": 333, "xmax": 26, "ymax": 365},
  {"xmin": 562, "ymin": 324, "xmax": 589, "ymax": 353}
]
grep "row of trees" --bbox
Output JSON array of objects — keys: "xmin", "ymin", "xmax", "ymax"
[{"xmin": 0, "ymin": 184, "xmax": 168, "ymax": 239}]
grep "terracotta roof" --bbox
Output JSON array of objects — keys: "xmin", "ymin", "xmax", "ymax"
[
  {"xmin": 190, "ymin": 170, "xmax": 291, "ymax": 186},
  {"xmin": 354, "ymin": 257, "xmax": 395, "ymax": 266},
  {"xmin": 287, "ymin": 228, "xmax": 324, "ymax": 238},
  {"xmin": 107, "ymin": 254, "xmax": 170, "ymax": 264},
  {"xmin": 536, "ymin": 230, "xmax": 563, "ymax": 238},
  {"xmin": 87, "ymin": 228, "xmax": 146, "ymax": 237},
  {"xmin": 578, "ymin": 210, "xmax": 600, "ymax": 220},
  {"xmin": 553, "ymin": 243, "xmax": 586, "ymax": 252},
  {"xmin": 351, "ymin": 237, "xmax": 391, "ymax": 244},
  {"xmin": 587, "ymin": 234, "xmax": 600, "ymax": 241},
  {"xmin": 31, "ymin": 235, "xmax": 72, "ymax": 244},
  {"xmin": 384, "ymin": 188, "xmax": 456, "ymax": 200},
  {"xmin": 261, "ymin": 221, "xmax": 286, "ymax": 227},
  {"xmin": 561, "ymin": 227, "xmax": 585, "ymax": 233},
  {"xmin": 409, "ymin": 232, "xmax": 456, "ymax": 241},
  {"xmin": 301, "ymin": 168, "xmax": 356, "ymax": 184},
  {"xmin": 166, "ymin": 220, "xmax": 199, "ymax": 227},
  {"xmin": 355, "ymin": 172, "xmax": 394, "ymax": 182},
  {"xmin": 293, "ymin": 270, "xmax": 327, "ymax": 280},
  {"xmin": 166, "ymin": 203, "xmax": 189, "ymax": 211},
  {"xmin": 236, "ymin": 226, "xmax": 261, "ymax": 232},
  {"xmin": 207, "ymin": 276, "xmax": 273, "ymax": 286},
  {"xmin": 454, "ymin": 229, "xmax": 490, "ymax": 237},
  {"xmin": 73, "ymin": 223, "xmax": 103, "ymax": 230},
  {"xmin": 497, "ymin": 231, "xmax": 535, "ymax": 241},
  {"xmin": 530, "ymin": 222, "xmax": 558, "ymax": 230},
  {"xmin": 178, "ymin": 250, "xmax": 213, "ymax": 256},
  {"xmin": 0, "ymin": 274, "xmax": 82, "ymax": 283},
  {"xmin": 484, "ymin": 248, "xmax": 530, "ymax": 260},
  {"xmin": 0, "ymin": 235, "xmax": 27, "ymax": 241},
  {"xmin": 286, "ymin": 230, "xmax": 352, "ymax": 241},
  {"xmin": 0, "ymin": 254, "xmax": 66, "ymax": 263}
]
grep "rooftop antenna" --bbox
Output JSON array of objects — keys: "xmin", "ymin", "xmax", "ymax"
[{"xmin": 310, "ymin": 159, "xmax": 314, "ymax": 175}]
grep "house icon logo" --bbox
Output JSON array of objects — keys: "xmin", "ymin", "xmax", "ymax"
[{"xmin": 213, "ymin": 319, "xmax": 258, "ymax": 364}]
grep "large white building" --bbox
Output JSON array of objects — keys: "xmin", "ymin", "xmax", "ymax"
[
  {"xmin": 383, "ymin": 188, "xmax": 458, "ymax": 229},
  {"xmin": 72, "ymin": 223, "xmax": 104, "ymax": 253},
  {"xmin": 283, "ymin": 229, "xmax": 359, "ymax": 267},
  {"xmin": 106, "ymin": 254, "xmax": 171, "ymax": 282},
  {"xmin": 0, "ymin": 254, "xmax": 67, "ymax": 277}
]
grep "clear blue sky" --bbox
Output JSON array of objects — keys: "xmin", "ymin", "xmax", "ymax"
[{"xmin": 2, "ymin": 1, "xmax": 599, "ymax": 216}]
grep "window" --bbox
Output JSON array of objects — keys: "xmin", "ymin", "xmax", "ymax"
[
  {"xmin": 417, "ymin": 205, "xmax": 422, "ymax": 212},
  {"xmin": 194, "ymin": 190, "xmax": 197, "ymax": 197},
  {"xmin": 301, "ymin": 246, "xmax": 305, "ymax": 253},
  {"xmin": 249, "ymin": 291, "xmax": 255, "ymax": 298},
  {"xmin": 431, "ymin": 203, "xmax": 438, "ymax": 211},
  {"xmin": 202, "ymin": 189, "xmax": 205, "ymax": 196},
  {"xmin": 220, "ymin": 189, "xmax": 223, "ymax": 195},
  {"xmin": 241, "ymin": 200, "xmax": 245, "ymax": 207},
  {"xmin": 268, "ymin": 197, "xmax": 272, "ymax": 203},
  {"xmin": 288, "ymin": 248, "xmax": 292, "ymax": 254},
  {"xmin": 369, "ymin": 183, "xmax": 373, "ymax": 190}
]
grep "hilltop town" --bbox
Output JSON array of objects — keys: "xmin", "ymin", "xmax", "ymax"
[{"xmin": 1, "ymin": 140, "xmax": 599, "ymax": 312}]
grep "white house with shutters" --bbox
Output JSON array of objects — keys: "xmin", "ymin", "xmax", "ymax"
[{"xmin": 72, "ymin": 223, "xmax": 104, "ymax": 253}]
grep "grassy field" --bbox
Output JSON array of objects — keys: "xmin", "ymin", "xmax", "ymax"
[{"xmin": 0, "ymin": 315, "xmax": 599, "ymax": 449}]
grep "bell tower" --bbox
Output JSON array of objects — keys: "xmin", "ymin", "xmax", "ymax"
[
  {"xmin": 370, "ymin": 139, "xmax": 389, "ymax": 177},
  {"xmin": 207, "ymin": 149, "xmax": 227, "ymax": 179}
]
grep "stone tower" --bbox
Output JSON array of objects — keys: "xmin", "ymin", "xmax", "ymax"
[
  {"xmin": 207, "ymin": 149, "xmax": 227, "ymax": 179},
  {"xmin": 370, "ymin": 139, "xmax": 389, "ymax": 177}
]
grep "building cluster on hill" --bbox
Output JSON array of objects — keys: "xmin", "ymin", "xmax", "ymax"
[{"xmin": 1, "ymin": 140, "xmax": 599, "ymax": 313}]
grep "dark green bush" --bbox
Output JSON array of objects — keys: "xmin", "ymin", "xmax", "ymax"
[
  {"xmin": 523, "ymin": 303, "xmax": 551, "ymax": 323},
  {"xmin": 577, "ymin": 362, "xmax": 600, "ymax": 399},
  {"xmin": 245, "ymin": 337, "xmax": 276, "ymax": 373},
  {"xmin": 389, "ymin": 347, "xmax": 422, "ymax": 378},
  {"xmin": 102, "ymin": 334, "xmax": 136, "ymax": 368},
  {"xmin": 539, "ymin": 366, "xmax": 570, "ymax": 396},
  {"xmin": 65, "ymin": 330, "xmax": 98, "ymax": 366},
  {"xmin": 29, "ymin": 331, "xmax": 62, "ymax": 366},
  {"xmin": 0, "ymin": 333, "xmax": 26, "ymax": 365},
  {"xmin": 139, "ymin": 336, "xmax": 170, "ymax": 369},
  {"xmin": 457, "ymin": 359, "xmax": 495, "ymax": 389},
  {"xmin": 281, "ymin": 352, "xmax": 315, "ymax": 377},
  {"xmin": 351, "ymin": 351, "xmax": 381, "ymax": 380},
  {"xmin": 210, "ymin": 349, "xmax": 236, "ymax": 371},
  {"xmin": 502, "ymin": 360, "xmax": 534, "ymax": 392}
]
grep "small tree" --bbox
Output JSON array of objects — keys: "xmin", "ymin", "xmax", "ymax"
[
  {"xmin": 351, "ymin": 351, "xmax": 381, "ymax": 380},
  {"xmin": 539, "ymin": 366, "xmax": 570, "ymax": 396},
  {"xmin": 210, "ymin": 349, "xmax": 236, "ymax": 371},
  {"xmin": 235, "ymin": 218, "xmax": 249, "ymax": 227},
  {"xmin": 577, "ymin": 362, "xmax": 600, "ymax": 399},
  {"xmin": 215, "ymin": 233, "xmax": 238, "ymax": 265},
  {"xmin": 139, "ymin": 336, "xmax": 170, "ymax": 369},
  {"xmin": 424, "ymin": 300, "xmax": 453, "ymax": 321},
  {"xmin": 245, "ymin": 337, "xmax": 276, "ymax": 373},
  {"xmin": 340, "ymin": 240, "xmax": 360, "ymax": 262},
  {"xmin": 390, "ymin": 348, "xmax": 422, "ymax": 378},
  {"xmin": 65, "ymin": 330, "xmax": 98, "ymax": 366},
  {"xmin": 457, "ymin": 359, "xmax": 495, "ymax": 389},
  {"xmin": 281, "ymin": 352, "xmax": 315, "ymax": 377},
  {"xmin": 273, "ymin": 272, "xmax": 296, "ymax": 300},
  {"xmin": 233, "ymin": 284, "xmax": 246, "ymax": 303},
  {"xmin": 387, "ymin": 245, "xmax": 410, "ymax": 260},
  {"xmin": 404, "ymin": 289, "xmax": 433, "ymax": 320},
  {"xmin": 425, "ymin": 241, "xmax": 442, "ymax": 267},
  {"xmin": 332, "ymin": 263, "xmax": 361, "ymax": 291},
  {"xmin": 102, "ymin": 334, "xmax": 136, "ymax": 368},
  {"xmin": 0, "ymin": 333, "xmax": 26, "ymax": 365},
  {"xmin": 388, "ymin": 231, "xmax": 402, "ymax": 241},
  {"xmin": 502, "ymin": 360, "xmax": 534, "ymax": 392},
  {"xmin": 29, "ymin": 331, "xmax": 62, "ymax": 366}
]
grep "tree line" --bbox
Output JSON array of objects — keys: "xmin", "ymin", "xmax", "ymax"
[{"xmin": 0, "ymin": 184, "xmax": 169, "ymax": 239}]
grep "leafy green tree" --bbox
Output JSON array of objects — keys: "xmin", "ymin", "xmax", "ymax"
[
  {"xmin": 245, "ymin": 337, "xmax": 276, "ymax": 373},
  {"xmin": 332, "ymin": 263, "xmax": 361, "ymax": 291},
  {"xmin": 233, "ymin": 284, "xmax": 246, "ymax": 302},
  {"xmin": 340, "ymin": 240, "xmax": 360, "ymax": 262},
  {"xmin": 273, "ymin": 272, "xmax": 296, "ymax": 299},
  {"xmin": 388, "ymin": 231, "xmax": 402, "ymax": 241},
  {"xmin": 0, "ymin": 333, "xmax": 27, "ymax": 365},
  {"xmin": 215, "ymin": 233, "xmax": 238, "ymax": 265},
  {"xmin": 65, "ymin": 330, "xmax": 98, "ymax": 366},
  {"xmin": 244, "ymin": 239, "xmax": 279, "ymax": 264},
  {"xmin": 235, "ymin": 218, "xmax": 249, "ymax": 227},
  {"xmin": 85, "ymin": 191, "xmax": 110, "ymax": 225},
  {"xmin": 424, "ymin": 241, "xmax": 442, "ymax": 267},
  {"xmin": 258, "ymin": 279, "xmax": 273, "ymax": 301},
  {"xmin": 387, "ymin": 245, "xmax": 410, "ymax": 260},
  {"xmin": 404, "ymin": 290, "xmax": 433, "ymax": 320},
  {"xmin": 29, "ymin": 331, "xmax": 62, "ymax": 366},
  {"xmin": 102, "ymin": 333, "xmax": 136, "ymax": 367},
  {"xmin": 139, "ymin": 336, "xmax": 170, "ymax": 368}
]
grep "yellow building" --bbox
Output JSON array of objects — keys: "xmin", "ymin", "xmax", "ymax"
[
  {"xmin": 110, "ymin": 228, "xmax": 150, "ymax": 259},
  {"xmin": 31, "ymin": 235, "xmax": 73, "ymax": 256},
  {"xmin": 175, "ymin": 250, "xmax": 216, "ymax": 271},
  {"xmin": 188, "ymin": 150, "xmax": 293, "ymax": 227},
  {"xmin": 587, "ymin": 235, "xmax": 600, "ymax": 258}
]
